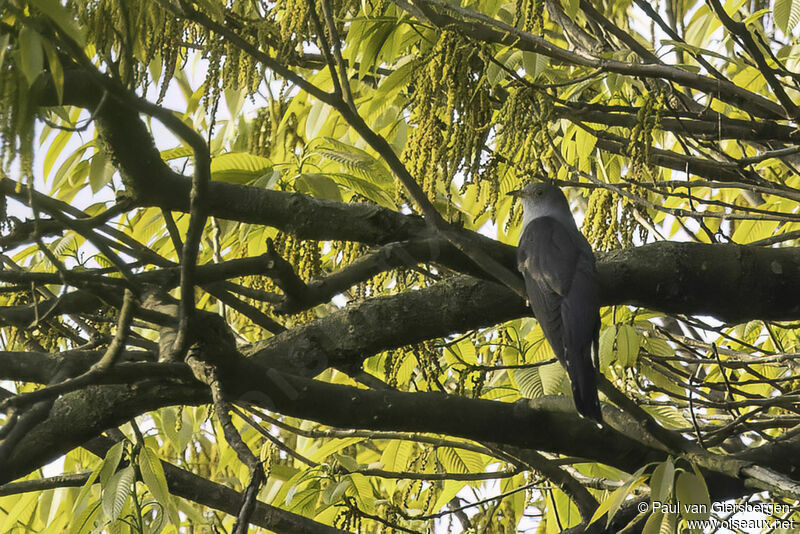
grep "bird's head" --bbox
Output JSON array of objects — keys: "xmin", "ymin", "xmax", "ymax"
[{"xmin": 507, "ymin": 183, "xmax": 571, "ymax": 225}]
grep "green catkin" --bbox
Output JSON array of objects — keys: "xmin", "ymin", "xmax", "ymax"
[
  {"xmin": 628, "ymin": 91, "xmax": 664, "ymax": 180},
  {"xmin": 493, "ymin": 88, "xmax": 554, "ymax": 223},
  {"xmin": 581, "ymin": 92, "xmax": 661, "ymax": 249},
  {"xmin": 402, "ymin": 32, "xmax": 492, "ymax": 206},
  {"xmin": 0, "ymin": 64, "xmax": 33, "ymax": 180},
  {"xmin": 583, "ymin": 186, "xmax": 649, "ymax": 249}
]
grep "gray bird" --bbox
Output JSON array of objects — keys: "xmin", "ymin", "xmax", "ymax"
[{"xmin": 509, "ymin": 183, "xmax": 603, "ymax": 424}]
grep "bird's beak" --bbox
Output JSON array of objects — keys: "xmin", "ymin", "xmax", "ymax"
[{"xmin": 507, "ymin": 189, "xmax": 522, "ymax": 197}]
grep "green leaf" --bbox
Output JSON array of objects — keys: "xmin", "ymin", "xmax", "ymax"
[
  {"xmin": 660, "ymin": 40, "xmax": 737, "ymax": 64},
  {"xmin": 380, "ymin": 440, "xmax": 413, "ymax": 471},
  {"xmin": 367, "ymin": 59, "xmax": 416, "ymax": 117},
  {"xmin": 210, "ymin": 152, "xmax": 273, "ymax": 184},
  {"xmin": 295, "ymin": 173, "xmax": 342, "ymax": 201},
  {"xmin": 305, "ymin": 99, "xmax": 333, "ymax": 139},
  {"xmin": 52, "ymin": 141, "xmax": 91, "ymax": 192},
  {"xmin": 89, "ymin": 150, "xmax": 113, "ymax": 193},
  {"xmin": 0, "ymin": 492, "xmax": 39, "ymax": 533},
  {"xmin": 642, "ymin": 509, "xmax": 678, "ymax": 534},
  {"xmin": 775, "ymin": 0, "xmax": 800, "ymax": 34},
  {"xmin": 224, "ymin": 87, "xmax": 245, "ymax": 119},
  {"xmin": 322, "ymin": 172, "xmax": 395, "ymax": 206},
  {"xmin": 643, "ymin": 405, "xmax": 687, "ymax": 429},
  {"xmin": 160, "ymin": 146, "xmax": 194, "ymax": 161},
  {"xmin": 588, "ymin": 465, "xmax": 649, "ymax": 527},
  {"xmin": 194, "ymin": 0, "xmax": 226, "ymax": 21},
  {"xmin": 689, "ymin": 462, "xmax": 710, "ymax": 504},
  {"xmin": 431, "ymin": 479, "xmax": 471, "ymax": 515},
  {"xmin": 452, "ymin": 339, "xmax": 477, "ymax": 364},
  {"xmin": 488, "ymin": 48, "xmax": 521, "ymax": 86},
  {"xmin": 355, "ymin": 20, "xmax": 397, "ymax": 80},
  {"xmin": 286, "ymin": 483, "xmax": 321, "ymax": 515},
  {"xmin": 47, "ymin": 105, "xmax": 76, "ymax": 125},
  {"xmin": 19, "ymin": 25, "xmax": 44, "ymax": 87},
  {"xmin": 608, "ymin": 474, "xmax": 649, "ymax": 527},
  {"xmin": 575, "ymin": 126, "xmax": 597, "ymax": 161},
  {"xmin": 599, "ymin": 325, "xmax": 617, "ymax": 368},
  {"xmin": 512, "ymin": 366, "xmax": 544, "ymax": 398},
  {"xmin": 41, "ymin": 39, "xmax": 64, "ymax": 104},
  {"xmin": 29, "ymin": 0, "xmax": 87, "ymax": 46},
  {"xmin": 522, "ymin": 51, "xmax": 549, "ymax": 81},
  {"xmin": 322, "ymin": 479, "xmax": 351, "ymax": 505},
  {"xmin": 437, "ymin": 447, "xmax": 486, "ymax": 474},
  {"xmin": 565, "ymin": 0, "xmax": 580, "ymax": 17},
  {"xmin": 605, "ymin": 71, "xmax": 623, "ymax": 94},
  {"xmin": 616, "ymin": 325, "xmax": 640, "ymax": 367},
  {"xmin": 69, "ymin": 502, "xmax": 101, "ymax": 534},
  {"xmin": 317, "ymin": 138, "xmax": 393, "ymax": 184},
  {"xmin": 659, "ymin": 511, "xmax": 678, "ymax": 534},
  {"xmin": 536, "ymin": 358, "xmax": 566, "ymax": 395},
  {"xmin": 138, "ymin": 445, "xmax": 179, "ymax": 524},
  {"xmin": 742, "ymin": 8, "xmax": 770, "ymax": 25},
  {"xmin": 643, "ymin": 336, "xmax": 673, "ymax": 357},
  {"xmin": 675, "ymin": 471, "xmax": 710, "ymax": 521},
  {"xmin": 101, "ymin": 465, "xmax": 134, "ymax": 521},
  {"xmin": 641, "ymin": 508, "xmax": 663, "ymax": 534},
  {"xmin": 333, "ymin": 453, "xmax": 359, "ymax": 472},
  {"xmin": 731, "ymin": 215, "xmax": 776, "ymax": 244},
  {"xmin": 347, "ymin": 473, "xmax": 376, "ymax": 513},
  {"xmin": 274, "ymin": 467, "xmax": 323, "ymax": 507},
  {"xmin": 304, "ymin": 437, "xmax": 364, "ymax": 462},
  {"xmin": 158, "ymin": 406, "xmax": 193, "ymax": 453},
  {"xmin": 71, "ymin": 467, "xmax": 100, "ymax": 519},
  {"xmin": 649, "ymin": 458, "xmax": 675, "ymax": 503},
  {"xmin": 98, "ymin": 440, "xmax": 125, "ymax": 486},
  {"xmin": 587, "ymin": 482, "xmax": 628, "ymax": 526}
]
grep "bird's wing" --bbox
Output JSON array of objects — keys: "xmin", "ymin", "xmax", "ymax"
[
  {"xmin": 517, "ymin": 217, "xmax": 580, "ymax": 297},
  {"xmin": 517, "ymin": 216, "xmax": 602, "ymax": 422},
  {"xmin": 561, "ymin": 253, "xmax": 600, "ymax": 357},
  {"xmin": 561, "ymin": 255, "xmax": 602, "ymax": 422},
  {"xmin": 516, "ymin": 217, "xmax": 582, "ymax": 361}
]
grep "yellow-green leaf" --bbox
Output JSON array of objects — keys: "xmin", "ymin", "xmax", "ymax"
[
  {"xmin": 29, "ymin": 0, "xmax": 87, "ymax": 46},
  {"xmin": 616, "ymin": 325, "xmax": 640, "ymax": 367},
  {"xmin": 101, "ymin": 465, "xmax": 134, "ymax": 521},
  {"xmin": 675, "ymin": 471, "xmax": 710, "ymax": 521},
  {"xmin": 775, "ymin": 0, "xmax": 800, "ymax": 34},
  {"xmin": 649, "ymin": 458, "xmax": 675, "ymax": 502},
  {"xmin": 599, "ymin": 325, "xmax": 617, "ymax": 367},
  {"xmin": 211, "ymin": 152, "xmax": 273, "ymax": 184},
  {"xmin": 19, "ymin": 26, "xmax": 44, "ymax": 87},
  {"xmin": 98, "ymin": 440, "xmax": 125, "ymax": 486},
  {"xmin": 138, "ymin": 445, "xmax": 179, "ymax": 524},
  {"xmin": 41, "ymin": 39, "xmax": 63, "ymax": 104}
]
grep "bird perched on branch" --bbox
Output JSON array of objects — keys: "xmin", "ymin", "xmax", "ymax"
[{"xmin": 508, "ymin": 183, "xmax": 603, "ymax": 424}]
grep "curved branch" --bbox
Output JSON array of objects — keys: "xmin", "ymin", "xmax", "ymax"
[{"xmin": 0, "ymin": 354, "xmax": 761, "ymax": 505}]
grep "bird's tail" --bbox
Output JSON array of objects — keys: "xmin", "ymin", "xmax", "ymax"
[{"xmin": 567, "ymin": 355, "xmax": 603, "ymax": 425}]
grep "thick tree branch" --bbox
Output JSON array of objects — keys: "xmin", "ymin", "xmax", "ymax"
[
  {"xmin": 0, "ymin": 350, "xmax": 778, "ymax": 506},
  {"xmin": 2, "ymin": 243, "xmax": 800, "ymax": 376},
  {"xmin": 553, "ymin": 103, "xmax": 800, "ymax": 146}
]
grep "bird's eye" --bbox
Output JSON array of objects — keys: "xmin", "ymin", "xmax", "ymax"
[{"xmin": 535, "ymin": 189, "xmax": 544, "ymax": 197}]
